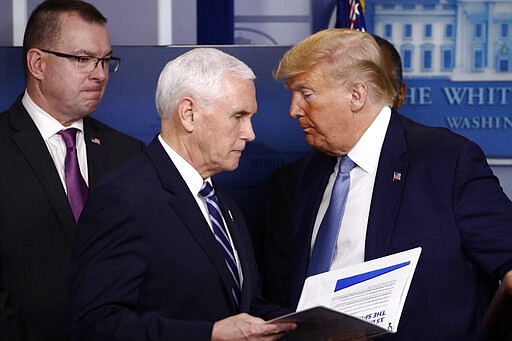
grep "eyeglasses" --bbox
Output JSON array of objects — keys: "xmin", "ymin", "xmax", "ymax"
[{"xmin": 40, "ymin": 49, "xmax": 121, "ymax": 73}]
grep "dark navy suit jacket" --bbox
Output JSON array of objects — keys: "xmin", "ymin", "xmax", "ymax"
[
  {"xmin": 270, "ymin": 111, "xmax": 512, "ymax": 341},
  {"xmin": 72, "ymin": 137, "xmax": 286, "ymax": 340},
  {"xmin": 0, "ymin": 96, "xmax": 144, "ymax": 341}
]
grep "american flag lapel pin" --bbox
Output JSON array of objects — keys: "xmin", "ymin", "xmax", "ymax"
[
  {"xmin": 393, "ymin": 171, "xmax": 402, "ymax": 182},
  {"xmin": 91, "ymin": 137, "xmax": 101, "ymax": 145}
]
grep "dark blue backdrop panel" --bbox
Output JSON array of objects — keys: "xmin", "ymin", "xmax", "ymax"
[
  {"xmin": 197, "ymin": 0, "xmax": 234, "ymax": 44},
  {"xmin": 3, "ymin": 46, "xmax": 510, "ymax": 164},
  {"xmin": 0, "ymin": 46, "xmax": 309, "ymax": 153},
  {"xmin": 0, "ymin": 46, "xmax": 310, "ymax": 257},
  {"xmin": 400, "ymin": 79, "xmax": 512, "ymax": 159},
  {"xmin": 0, "ymin": 47, "xmax": 25, "ymax": 104},
  {"xmin": 1, "ymin": 46, "xmax": 511, "ymax": 260}
]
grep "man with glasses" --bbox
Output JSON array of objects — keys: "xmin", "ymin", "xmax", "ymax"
[
  {"xmin": 0, "ymin": 1, "xmax": 144, "ymax": 340},
  {"xmin": 38, "ymin": 49, "xmax": 121, "ymax": 74}
]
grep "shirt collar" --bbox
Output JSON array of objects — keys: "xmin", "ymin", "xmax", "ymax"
[
  {"xmin": 157, "ymin": 134, "xmax": 206, "ymax": 195},
  {"xmin": 22, "ymin": 90, "xmax": 84, "ymax": 140},
  {"xmin": 348, "ymin": 106, "xmax": 391, "ymax": 175}
]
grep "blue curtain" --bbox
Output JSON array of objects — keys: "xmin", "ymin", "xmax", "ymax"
[{"xmin": 197, "ymin": 0, "xmax": 234, "ymax": 44}]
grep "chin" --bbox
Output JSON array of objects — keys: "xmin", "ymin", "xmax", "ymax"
[
  {"xmin": 83, "ymin": 99, "xmax": 100, "ymax": 111},
  {"xmin": 305, "ymin": 136, "xmax": 320, "ymax": 150},
  {"xmin": 224, "ymin": 160, "xmax": 240, "ymax": 172}
]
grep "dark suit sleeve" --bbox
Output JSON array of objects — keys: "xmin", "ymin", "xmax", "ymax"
[
  {"xmin": 454, "ymin": 140, "xmax": 512, "ymax": 278},
  {"xmin": 262, "ymin": 159, "xmax": 304, "ymax": 308},
  {"xmin": 0, "ymin": 287, "xmax": 44, "ymax": 340},
  {"xmin": 214, "ymin": 187, "xmax": 291, "ymax": 320},
  {"xmin": 71, "ymin": 184, "xmax": 213, "ymax": 341}
]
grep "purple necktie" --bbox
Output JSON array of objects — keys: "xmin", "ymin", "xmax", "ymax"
[{"xmin": 58, "ymin": 128, "xmax": 88, "ymax": 221}]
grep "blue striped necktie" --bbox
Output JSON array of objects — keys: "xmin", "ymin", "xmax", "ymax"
[
  {"xmin": 307, "ymin": 155, "xmax": 356, "ymax": 277},
  {"xmin": 199, "ymin": 181, "xmax": 241, "ymax": 307}
]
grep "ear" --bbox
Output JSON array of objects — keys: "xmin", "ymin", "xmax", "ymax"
[
  {"xmin": 177, "ymin": 97, "xmax": 195, "ymax": 133},
  {"xmin": 395, "ymin": 83, "xmax": 407, "ymax": 109},
  {"xmin": 350, "ymin": 82, "xmax": 367, "ymax": 112},
  {"xmin": 26, "ymin": 48, "xmax": 46, "ymax": 81}
]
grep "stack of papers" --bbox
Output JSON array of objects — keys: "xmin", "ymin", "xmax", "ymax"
[{"xmin": 269, "ymin": 247, "xmax": 422, "ymax": 340}]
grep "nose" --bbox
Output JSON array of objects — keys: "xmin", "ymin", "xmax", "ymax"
[
  {"xmin": 90, "ymin": 60, "xmax": 108, "ymax": 81},
  {"xmin": 289, "ymin": 92, "xmax": 304, "ymax": 118},
  {"xmin": 241, "ymin": 118, "xmax": 256, "ymax": 142}
]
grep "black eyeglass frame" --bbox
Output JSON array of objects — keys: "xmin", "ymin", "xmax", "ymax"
[{"xmin": 39, "ymin": 49, "xmax": 121, "ymax": 73}]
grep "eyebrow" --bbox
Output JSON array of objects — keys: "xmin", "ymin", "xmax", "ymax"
[
  {"xmin": 288, "ymin": 81, "xmax": 313, "ymax": 92},
  {"xmin": 287, "ymin": 81, "xmax": 301, "ymax": 90},
  {"xmin": 287, "ymin": 76, "xmax": 314, "ymax": 89},
  {"xmin": 77, "ymin": 49, "xmax": 114, "ymax": 57},
  {"xmin": 236, "ymin": 110, "xmax": 256, "ymax": 116}
]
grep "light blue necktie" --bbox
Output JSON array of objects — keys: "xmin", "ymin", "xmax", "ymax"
[
  {"xmin": 199, "ymin": 181, "xmax": 241, "ymax": 307},
  {"xmin": 307, "ymin": 156, "xmax": 356, "ymax": 277}
]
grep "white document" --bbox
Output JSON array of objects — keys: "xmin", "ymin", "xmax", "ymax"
[
  {"xmin": 296, "ymin": 247, "xmax": 422, "ymax": 334},
  {"xmin": 268, "ymin": 248, "xmax": 422, "ymax": 339}
]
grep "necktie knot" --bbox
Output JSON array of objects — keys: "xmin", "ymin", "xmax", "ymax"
[
  {"xmin": 199, "ymin": 181, "xmax": 214, "ymax": 199},
  {"xmin": 339, "ymin": 155, "xmax": 356, "ymax": 175},
  {"xmin": 58, "ymin": 128, "xmax": 79, "ymax": 149}
]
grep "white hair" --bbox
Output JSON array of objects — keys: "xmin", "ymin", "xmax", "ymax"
[{"xmin": 155, "ymin": 48, "xmax": 256, "ymax": 119}]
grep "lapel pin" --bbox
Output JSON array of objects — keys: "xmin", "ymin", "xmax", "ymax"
[
  {"xmin": 227, "ymin": 209, "xmax": 235, "ymax": 223},
  {"xmin": 393, "ymin": 171, "xmax": 402, "ymax": 182},
  {"xmin": 91, "ymin": 137, "xmax": 101, "ymax": 145}
]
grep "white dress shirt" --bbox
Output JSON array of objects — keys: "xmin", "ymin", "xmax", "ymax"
[
  {"xmin": 310, "ymin": 106, "xmax": 392, "ymax": 269},
  {"xmin": 157, "ymin": 135, "xmax": 244, "ymax": 285},
  {"xmin": 22, "ymin": 90, "xmax": 88, "ymax": 193}
]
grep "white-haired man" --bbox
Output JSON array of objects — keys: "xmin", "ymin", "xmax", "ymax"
[{"xmin": 71, "ymin": 48, "xmax": 295, "ymax": 340}]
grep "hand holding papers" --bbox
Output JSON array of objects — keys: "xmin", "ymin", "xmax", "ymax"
[{"xmin": 269, "ymin": 247, "xmax": 422, "ymax": 340}]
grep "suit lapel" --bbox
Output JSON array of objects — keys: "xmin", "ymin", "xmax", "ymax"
[
  {"xmin": 83, "ymin": 118, "xmax": 108, "ymax": 188},
  {"xmin": 289, "ymin": 152, "xmax": 336, "ymax": 308},
  {"xmin": 365, "ymin": 111, "xmax": 408, "ymax": 260},
  {"xmin": 9, "ymin": 102, "xmax": 76, "ymax": 240},
  {"xmin": 146, "ymin": 138, "xmax": 238, "ymax": 310},
  {"xmin": 215, "ymin": 188, "xmax": 251, "ymax": 310}
]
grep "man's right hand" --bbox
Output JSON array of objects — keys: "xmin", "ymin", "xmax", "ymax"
[{"xmin": 212, "ymin": 313, "xmax": 296, "ymax": 341}]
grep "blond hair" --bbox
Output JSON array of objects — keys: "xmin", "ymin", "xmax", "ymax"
[{"xmin": 274, "ymin": 28, "xmax": 396, "ymax": 106}]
